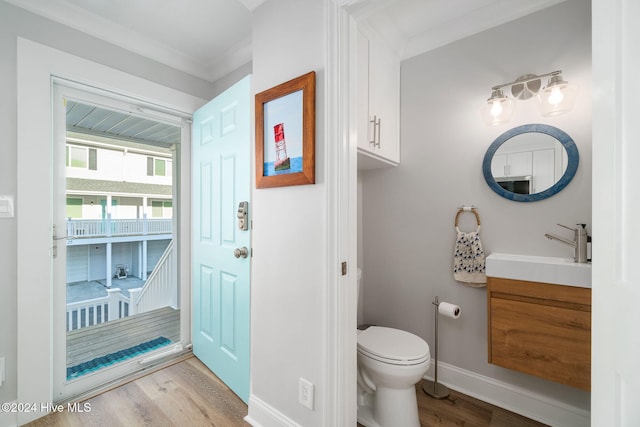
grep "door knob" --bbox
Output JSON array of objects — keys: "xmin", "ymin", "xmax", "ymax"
[{"xmin": 234, "ymin": 247, "xmax": 249, "ymax": 259}]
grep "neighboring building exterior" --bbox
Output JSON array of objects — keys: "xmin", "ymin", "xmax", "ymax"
[{"xmin": 65, "ymin": 132, "xmax": 173, "ymax": 287}]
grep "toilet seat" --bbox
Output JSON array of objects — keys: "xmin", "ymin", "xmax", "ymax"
[{"xmin": 357, "ymin": 326, "xmax": 430, "ymax": 366}]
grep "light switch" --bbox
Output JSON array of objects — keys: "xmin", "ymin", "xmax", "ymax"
[{"xmin": 0, "ymin": 195, "xmax": 14, "ymax": 218}]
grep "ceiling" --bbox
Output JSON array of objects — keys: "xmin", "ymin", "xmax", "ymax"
[
  {"xmin": 6, "ymin": 0, "xmax": 263, "ymax": 82},
  {"xmin": 66, "ymin": 100, "xmax": 181, "ymax": 148},
  {"xmin": 348, "ymin": 0, "xmax": 566, "ymax": 60},
  {"xmin": 7, "ymin": 0, "xmax": 565, "ymax": 82}
]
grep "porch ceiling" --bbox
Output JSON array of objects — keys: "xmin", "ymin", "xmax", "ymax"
[{"xmin": 66, "ymin": 100, "xmax": 181, "ymax": 148}]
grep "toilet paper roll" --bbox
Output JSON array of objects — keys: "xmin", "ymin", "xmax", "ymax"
[{"xmin": 438, "ymin": 302, "xmax": 461, "ymax": 319}]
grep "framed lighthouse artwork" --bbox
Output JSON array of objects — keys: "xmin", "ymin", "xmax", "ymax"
[{"xmin": 255, "ymin": 71, "xmax": 315, "ymax": 188}]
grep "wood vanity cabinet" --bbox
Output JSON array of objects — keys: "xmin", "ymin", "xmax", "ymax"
[{"xmin": 487, "ymin": 277, "xmax": 591, "ymax": 391}]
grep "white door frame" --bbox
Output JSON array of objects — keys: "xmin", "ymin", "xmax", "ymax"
[
  {"xmin": 324, "ymin": 2, "xmax": 358, "ymax": 425},
  {"xmin": 16, "ymin": 38, "xmax": 203, "ymax": 425},
  {"xmin": 50, "ymin": 81, "xmax": 190, "ymax": 401},
  {"xmin": 592, "ymin": 0, "xmax": 640, "ymax": 424}
]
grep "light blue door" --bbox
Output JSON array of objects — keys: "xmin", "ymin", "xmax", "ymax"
[{"xmin": 192, "ymin": 76, "xmax": 251, "ymax": 402}]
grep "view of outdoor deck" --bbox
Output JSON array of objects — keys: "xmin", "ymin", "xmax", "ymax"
[
  {"xmin": 67, "ymin": 307, "xmax": 180, "ymax": 369},
  {"xmin": 61, "ymin": 123, "xmax": 179, "ymax": 381},
  {"xmin": 66, "ymin": 240, "xmax": 177, "ymax": 331}
]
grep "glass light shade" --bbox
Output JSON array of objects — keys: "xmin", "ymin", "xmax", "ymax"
[
  {"xmin": 481, "ymin": 90, "xmax": 515, "ymax": 126},
  {"xmin": 537, "ymin": 78, "xmax": 578, "ymax": 116}
]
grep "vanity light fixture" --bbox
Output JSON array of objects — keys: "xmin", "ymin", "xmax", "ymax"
[
  {"xmin": 480, "ymin": 88, "xmax": 516, "ymax": 126},
  {"xmin": 481, "ymin": 70, "xmax": 577, "ymax": 126}
]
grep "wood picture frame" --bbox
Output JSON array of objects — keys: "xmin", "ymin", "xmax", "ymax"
[{"xmin": 255, "ymin": 71, "xmax": 315, "ymax": 188}]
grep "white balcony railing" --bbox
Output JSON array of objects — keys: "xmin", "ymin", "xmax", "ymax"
[
  {"xmin": 66, "ymin": 288, "xmax": 130, "ymax": 331},
  {"xmin": 66, "ymin": 214, "xmax": 172, "ymax": 239}
]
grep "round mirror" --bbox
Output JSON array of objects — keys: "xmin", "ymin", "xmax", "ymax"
[{"xmin": 482, "ymin": 124, "xmax": 579, "ymax": 202}]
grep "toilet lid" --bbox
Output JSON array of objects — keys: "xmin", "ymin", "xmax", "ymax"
[{"xmin": 357, "ymin": 326, "xmax": 429, "ymax": 364}]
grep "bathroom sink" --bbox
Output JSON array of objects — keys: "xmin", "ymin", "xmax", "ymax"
[{"xmin": 486, "ymin": 253, "xmax": 591, "ymax": 288}]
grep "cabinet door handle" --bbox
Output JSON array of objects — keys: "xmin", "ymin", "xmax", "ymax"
[
  {"xmin": 369, "ymin": 116, "xmax": 381, "ymax": 148},
  {"xmin": 369, "ymin": 115, "xmax": 377, "ymax": 146}
]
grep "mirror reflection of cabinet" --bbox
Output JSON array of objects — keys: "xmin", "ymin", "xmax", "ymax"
[
  {"xmin": 490, "ymin": 133, "xmax": 567, "ymax": 194},
  {"xmin": 483, "ymin": 124, "xmax": 578, "ymax": 202},
  {"xmin": 532, "ymin": 148, "xmax": 560, "ymax": 193},
  {"xmin": 491, "ymin": 151, "xmax": 532, "ymax": 178}
]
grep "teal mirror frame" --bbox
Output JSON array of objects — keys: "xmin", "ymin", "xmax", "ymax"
[{"xmin": 482, "ymin": 124, "xmax": 579, "ymax": 202}]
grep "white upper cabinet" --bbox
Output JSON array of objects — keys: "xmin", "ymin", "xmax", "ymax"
[
  {"xmin": 491, "ymin": 151, "xmax": 532, "ymax": 178},
  {"xmin": 356, "ymin": 25, "xmax": 400, "ymax": 169}
]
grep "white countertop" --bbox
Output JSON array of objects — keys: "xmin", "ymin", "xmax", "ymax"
[{"xmin": 486, "ymin": 253, "xmax": 592, "ymax": 288}]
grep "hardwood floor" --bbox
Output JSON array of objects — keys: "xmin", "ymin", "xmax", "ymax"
[
  {"xmin": 27, "ymin": 356, "xmax": 547, "ymax": 427},
  {"xmin": 413, "ymin": 384, "xmax": 548, "ymax": 427},
  {"xmin": 26, "ymin": 356, "xmax": 248, "ymax": 427}
]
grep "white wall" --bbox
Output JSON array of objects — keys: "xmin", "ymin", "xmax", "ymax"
[
  {"xmin": 248, "ymin": 0, "xmax": 328, "ymax": 425},
  {"xmin": 0, "ymin": 1, "xmax": 217, "ymax": 413},
  {"xmin": 360, "ymin": 0, "xmax": 591, "ymax": 418}
]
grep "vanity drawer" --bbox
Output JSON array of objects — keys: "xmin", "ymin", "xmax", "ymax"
[{"xmin": 487, "ymin": 277, "xmax": 591, "ymax": 391}]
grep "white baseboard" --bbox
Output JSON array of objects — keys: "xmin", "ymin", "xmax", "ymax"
[
  {"xmin": 424, "ymin": 361, "xmax": 590, "ymax": 427},
  {"xmin": 0, "ymin": 400, "xmax": 17, "ymax": 427},
  {"xmin": 245, "ymin": 395, "xmax": 303, "ymax": 427},
  {"xmin": 244, "ymin": 363, "xmax": 590, "ymax": 427}
]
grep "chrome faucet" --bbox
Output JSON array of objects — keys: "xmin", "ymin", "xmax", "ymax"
[{"xmin": 545, "ymin": 223, "xmax": 589, "ymax": 263}]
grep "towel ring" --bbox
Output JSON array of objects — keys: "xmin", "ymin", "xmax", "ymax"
[{"xmin": 455, "ymin": 208, "xmax": 481, "ymax": 230}]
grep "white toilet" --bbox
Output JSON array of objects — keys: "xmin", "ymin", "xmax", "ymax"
[{"xmin": 357, "ymin": 269, "xmax": 430, "ymax": 427}]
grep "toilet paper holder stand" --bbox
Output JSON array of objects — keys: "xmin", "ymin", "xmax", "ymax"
[{"xmin": 423, "ymin": 296, "xmax": 452, "ymax": 399}]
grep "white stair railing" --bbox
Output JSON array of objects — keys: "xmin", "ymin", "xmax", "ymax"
[{"xmin": 129, "ymin": 240, "xmax": 176, "ymax": 315}]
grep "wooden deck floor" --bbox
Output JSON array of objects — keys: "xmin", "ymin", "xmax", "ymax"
[{"xmin": 67, "ymin": 307, "xmax": 180, "ymax": 367}]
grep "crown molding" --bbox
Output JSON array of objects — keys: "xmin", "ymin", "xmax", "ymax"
[{"xmin": 6, "ymin": 0, "xmax": 252, "ymax": 82}]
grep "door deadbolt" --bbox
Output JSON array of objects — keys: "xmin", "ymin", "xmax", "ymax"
[{"xmin": 237, "ymin": 201, "xmax": 249, "ymax": 231}]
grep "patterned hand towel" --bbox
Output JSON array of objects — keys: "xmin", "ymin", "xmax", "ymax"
[{"xmin": 453, "ymin": 227, "xmax": 487, "ymax": 287}]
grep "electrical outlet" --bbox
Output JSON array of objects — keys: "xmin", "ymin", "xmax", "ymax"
[
  {"xmin": 0, "ymin": 356, "xmax": 5, "ymax": 387},
  {"xmin": 298, "ymin": 377, "xmax": 314, "ymax": 410}
]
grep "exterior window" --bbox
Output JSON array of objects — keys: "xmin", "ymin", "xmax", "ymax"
[
  {"xmin": 69, "ymin": 147, "xmax": 87, "ymax": 168},
  {"xmin": 155, "ymin": 158, "xmax": 166, "ymax": 176},
  {"xmin": 147, "ymin": 157, "xmax": 172, "ymax": 177},
  {"xmin": 151, "ymin": 200, "xmax": 172, "ymax": 218},
  {"xmin": 67, "ymin": 146, "xmax": 97, "ymax": 170},
  {"xmin": 88, "ymin": 148, "xmax": 97, "ymax": 170},
  {"xmin": 66, "ymin": 198, "xmax": 83, "ymax": 218}
]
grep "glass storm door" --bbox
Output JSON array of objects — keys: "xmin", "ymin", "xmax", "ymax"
[{"xmin": 52, "ymin": 83, "xmax": 183, "ymax": 401}]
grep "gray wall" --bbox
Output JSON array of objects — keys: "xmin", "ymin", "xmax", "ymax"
[
  {"xmin": 0, "ymin": 1, "xmax": 220, "ymax": 406},
  {"xmin": 360, "ymin": 0, "xmax": 591, "ymax": 412},
  {"xmin": 249, "ymin": 0, "xmax": 328, "ymax": 425}
]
